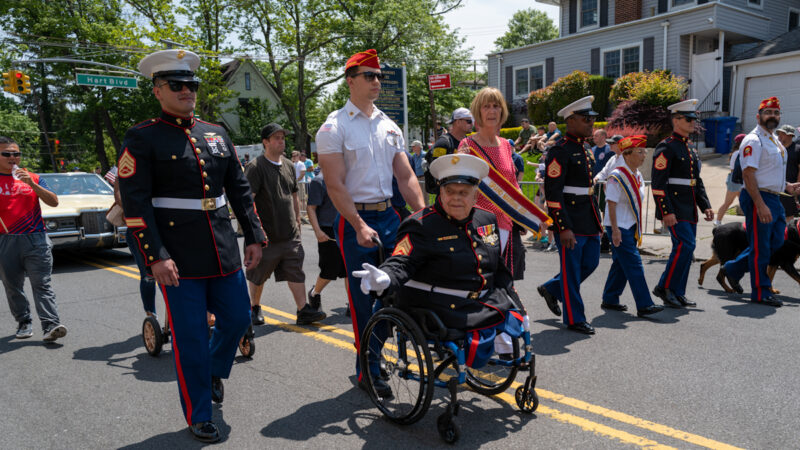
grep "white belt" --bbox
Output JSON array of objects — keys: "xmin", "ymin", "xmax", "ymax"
[
  {"xmin": 404, "ymin": 280, "xmax": 488, "ymax": 300},
  {"xmin": 152, "ymin": 195, "xmax": 227, "ymax": 211},
  {"xmin": 563, "ymin": 186, "xmax": 594, "ymax": 196},
  {"xmin": 667, "ymin": 178, "xmax": 696, "ymax": 186}
]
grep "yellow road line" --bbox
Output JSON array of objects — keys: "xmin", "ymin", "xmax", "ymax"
[{"xmin": 84, "ymin": 256, "xmax": 741, "ymax": 450}]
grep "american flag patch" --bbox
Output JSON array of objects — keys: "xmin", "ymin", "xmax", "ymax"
[{"xmin": 319, "ymin": 123, "xmax": 333, "ymax": 133}]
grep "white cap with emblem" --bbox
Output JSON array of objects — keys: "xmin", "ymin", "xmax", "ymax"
[
  {"xmin": 557, "ymin": 95, "xmax": 598, "ymax": 119},
  {"xmin": 138, "ymin": 49, "xmax": 201, "ymax": 81},
  {"xmin": 667, "ymin": 99, "xmax": 699, "ymax": 119},
  {"xmin": 430, "ymin": 154, "xmax": 490, "ymax": 186}
]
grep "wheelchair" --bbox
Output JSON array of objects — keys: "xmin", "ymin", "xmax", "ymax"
[
  {"xmin": 358, "ymin": 298, "xmax": 538, "ymax": 444},
  {"xmin": 142, "ymin": 313, "xmax": 255, "ymax": 359}
]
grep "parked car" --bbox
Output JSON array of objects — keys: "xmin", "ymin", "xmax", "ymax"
[{"xmin": 38, "ymin": 172, "xmax": 127, "ymax": 250}]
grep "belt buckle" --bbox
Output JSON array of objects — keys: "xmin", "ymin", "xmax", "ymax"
[
  {"xmin": 201, "ymin": 198, "xmax": 216, "ymax": 211},
  {"xmin": 588, "ymin": 186, "xmax": 594, "ymax": 195},
  {"xmin": 377, "ymin": 202, "xmax": 387, "ymax": 212},
  {"xmin": 690, "ymin": 179, "xmax": 696, "ymax": 186},
  {"xmin": 468, "ymin": 291, "xmax": 479, "ymax": 300}
]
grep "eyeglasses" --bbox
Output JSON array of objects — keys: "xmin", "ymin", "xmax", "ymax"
[
  {"xmin": 579, "ymin": 116, "xmax": 597, "ymax": 123},
  {"xmin": 157, "ymin": 80, "xmax": 200, "ymax": 92},
  {"xmin": 1, "ymin": 151, "xmax": 21, "ymax": 158},
  {"xmin": 461, "ymin": 119, "xmax": 473, "ymax": 124},
  {"xmin": 351, "ymin": 71, "xmax": 386, "ymax": 82}
]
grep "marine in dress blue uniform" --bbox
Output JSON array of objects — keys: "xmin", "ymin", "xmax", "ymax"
[
  {"xmin": 536, "ymin": 96, "xmax": 603, "ymax": 335},
  {"xmin": 315, "ymin": 49, "xmax": 425, "ymax": 386},
  {"xmin": 118, "ymin": 49, "xmax": 266, "ymax": 443},
  {"xmin": 721, "ymin": 97, "xmax": 798, "ymax": 306},
  {"xmin": 650, "ymin": 99, "xmax": 713, "ymax": 309}
]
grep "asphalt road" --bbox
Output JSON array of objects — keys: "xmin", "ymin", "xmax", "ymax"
[{"xmin": 2, "ymin": 228, "xmax": 799, "ymax": 449}]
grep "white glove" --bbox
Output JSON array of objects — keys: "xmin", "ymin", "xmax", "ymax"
[{"xmin": 352, "ymin": 262, "xmax": 391, "ymax": 295}]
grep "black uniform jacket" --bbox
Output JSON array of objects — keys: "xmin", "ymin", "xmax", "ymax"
[
  {"xmin": 424, "ymin": 133, "xmax": 461, "ymax": 194},
  {"xmin": 118, "ymin": 111, "xmax": 266, "ymax": 278},
  {"xmin": 543, "ymin": 133, "xmax": 603, "ymax": 235},
  {"xmin": 380, "ymin": 201, "xmax": 522, "ymax": 331},
  {"xmin": 651, "ymin": 133, "xmax": 711, "ymax": 222}
]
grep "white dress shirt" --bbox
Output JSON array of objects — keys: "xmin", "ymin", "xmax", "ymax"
[
  {"xmin": 315, "ymin": 99, "xmax": 405, "ymax": 203},
  {"xmin": 603, "ymin": 160, "xmax": 646, "ymax": 229},
  {"xmin": 594, "ymin": 153, "xmax": 624, "ymax": 182},
  {"xmin": 739, "ymin": 125, "xmax": 787, "ymax": 192}
]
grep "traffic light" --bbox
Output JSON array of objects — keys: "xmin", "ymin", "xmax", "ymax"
[
  {"xmin": 53, "ymin": 139, "xmax": 60, "ymax": 154},
  {"xmin": 19, "ymin": 72, "xmax": 31, "ymax": 94},
  {"xmin": 2, "ymin": 70, "xmax": 17, "ymax": 93}
]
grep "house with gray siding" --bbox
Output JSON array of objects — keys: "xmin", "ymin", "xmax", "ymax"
[{"xmin": 488, "ymin": 0, "xmax": 800, "ymax": 127}]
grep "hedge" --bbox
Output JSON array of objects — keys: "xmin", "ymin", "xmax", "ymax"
[
  {"xmin": 500, "ymin": 122, "xmax": 608, "ymax": 140},
  {"xmin": 609, "ymin": 70, "xmax": 687, "ymax": 108}
]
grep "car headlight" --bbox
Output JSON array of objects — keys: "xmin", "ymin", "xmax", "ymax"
[{"xmin": 46, "ymin": 220, "xmax": 58, "ymax": 230}]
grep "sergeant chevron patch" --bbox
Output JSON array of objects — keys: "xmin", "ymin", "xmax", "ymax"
[
  {"xmin": 654, "ymin": 153, "xmax": 667, "ymax": 170},
  {"xmin": 118, "ymin": 149, "xmax": 136, "ymax": 178},
  {"xmin": 392, "ymin": 234, "xmax": 413, "ymax": 256},
  {"xmin": 547, "ymin": 160, "xmax": 561, "ymax": 178}
]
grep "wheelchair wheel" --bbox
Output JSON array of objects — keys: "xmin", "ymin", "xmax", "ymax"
[
  {"xmin": 437, "ymin": 412, "xmax": 460, "ymax": 444},
  {"xmin": 239, "ymin": 325, "xmax": 255, "ymax": 358},
  {"xmin": 142, "ymin": 316, "xmax": 163, "ymax": 357},
  {"xmin": 359, "ymin": 307, "xmax": 435, "ymax": 425},
  {"xmin": 515, "ymin": 385, "xmax": 539, "ymax": 413},
  {"xmin": 465, "ymin": 333, "xmax": 519, "ymax": 396}
]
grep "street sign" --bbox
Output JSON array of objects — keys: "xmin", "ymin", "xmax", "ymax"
[
  {"xmin": 428, "ymin": 74, "xmax": 451, "ymax": 90},
  {"xmin": 76, "ymin": 73, "xmax": 137, "ymax": 89},
  {"xmin": 375, "ymin": 65, "xmax": 407, "ymax": 130}
]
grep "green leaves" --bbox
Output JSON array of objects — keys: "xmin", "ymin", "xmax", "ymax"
[{"xmin": 494, "ymin": 8, "xmax": 558, "ymax": 51}]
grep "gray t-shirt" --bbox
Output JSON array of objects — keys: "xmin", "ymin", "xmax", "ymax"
[
  {"xmin": 307, "ymin": 174, "xmax": 338, "ymax": 228},
  {"xmin": 245, "ymin": 155, "xmax": 298, "ymax": 243}
]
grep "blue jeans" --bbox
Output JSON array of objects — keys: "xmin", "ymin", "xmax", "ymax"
[
  {"xmin": 126, "ymin": 228, "xmax": 157, "ymax": 314},
  {"xmin": 602, "ymin": 226, "xmax": 654, "ymax": 311},
  {"xmin": 0, "ymin": 233, "xmax": 61, "ymax": 330}
]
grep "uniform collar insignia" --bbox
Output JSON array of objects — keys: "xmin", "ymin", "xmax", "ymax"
[{"xmin": 160, "ymin": 110, "xmax": 194, "ymax": 128}]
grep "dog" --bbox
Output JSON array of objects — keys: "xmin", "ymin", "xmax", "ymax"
[{"xmin": 698, "ymin": 218, "xmax": 800, "ymax": 294}]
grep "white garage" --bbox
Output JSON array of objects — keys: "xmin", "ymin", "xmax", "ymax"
[{"xmin": 728, "ymin": 47, "xmax": 800, "ymax": 132}]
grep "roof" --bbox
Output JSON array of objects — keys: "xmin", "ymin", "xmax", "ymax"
[
  {"xmin": 220, "ymin": 59, "xmax": 241, "ymax": 82},
  {"xmin": 727, "ymin": 27, "xmax": 800, "ymax": 62}
]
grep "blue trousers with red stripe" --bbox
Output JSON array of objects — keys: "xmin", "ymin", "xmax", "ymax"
[
  {"xmin": 723, "ymin": 190, "xmax": 785, "ymax": 302},
  {"xmin": 335, "ymin": 208, "xmax": 400, "ymax": 380},
  {"xmin": 602, "ymin": 226, "xmax": 655, "ymax": 311},
  {"xmin": 541, "ymin": 234, "xmax": 600, "ymax": 325},
  {"xmin": 656, "ymin": 221, "xmax": 696, "ymax": 296},
  {"xmin": 161, "ymin": 270, "xmax": 251, "ymax": 425}
]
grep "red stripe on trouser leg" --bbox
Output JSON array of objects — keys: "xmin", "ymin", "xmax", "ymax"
[
  {"xmin": 466, "ymin": 331, "xmax": 479, "ymax": 367},
  {"xmin": 160, "ymin": 285, "xmax": 194, "ymax": 426},
  {"xmin": 337, "ymin": 216, "xmax": 362, "ymax": 381},
  {"xmin": 663, "ymin": 226, "xmax": 682, "ymax": 289},
  {"xmin": 752, "ymin": 204, "xmax": 761, "ymax": 301},
  {"xmin": 560, "ymin": 244, "xmax": 574, "ymax": 324}
]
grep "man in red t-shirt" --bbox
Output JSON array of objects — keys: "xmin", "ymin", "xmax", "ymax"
[{"xmin": 0, "ymin": 136, "xmax": 66, "ymax": 342}]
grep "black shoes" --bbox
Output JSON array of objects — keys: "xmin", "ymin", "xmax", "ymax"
[
  {"xmin": 566, "ymin": 322, "xmax": 595, "ymax": 335},
  {"xmin": 251, "ymin": 305, "xmax": 265, "ymax": 326},
  {"xmin": 538, "ymin": 285, "xmax": 561, "ymax": 316},
  {"xmin": 359, "ymin": 377, "xmax": 393, "ymax": 399},
  {"xmin": 675, "ymin": 294, "xmax": 697, "ymax": 307},
  {"xmin": 652, "ymin": 286, "xmax": 682, "ymax": 308},
  {"xmin": 308, "ymin": 288, "xmax": 321, "ymax": 310},
  {"xmin": 190, "ymin": 421, "xmax": 220, "ymax": 443},
  {"xmin": 717, "ymin": 267, "xmax": 744, "ymax": 294},
  {"xmin": 637, "ymin": 304, "xmax": 664, "ymax": 317},
  {"xmin": 296, "ymin": 304, "xmax": 326, "ymax": 325},
  {"xmin": 211, "ymin": 376, "xmax": 224, "ymax": 403},
  {"xmin": 600, "ymin": 303, "xmax": 628, "ymax": 311},
  {"xmin": 757, "ymin": 296, "xmax": 783, "ymax": 307}
]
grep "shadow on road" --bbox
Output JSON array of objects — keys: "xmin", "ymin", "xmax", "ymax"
[
  {"xmin": 73, "ymin": 334, "xmax": 174, "ymax": 383},
  {"xmin": 119, "ymin": 405, "xmax": 230, "ymax": 449},
  {"xmin": 0, "ymin": 335, "xmax": 64, "ymax": 354},
  {"xmin": 531, "ymin": 319, "xmax": 591, "ymax": 355}
]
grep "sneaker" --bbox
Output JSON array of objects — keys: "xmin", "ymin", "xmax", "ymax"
[
  {"xmin": 712, "ymin": 220, "xmax": 721, "ymax": 227},
  {"xmin": 43, "ymin": 324, "xmax": 67, "ymax": 342},
  {"xmin": 308, "ymin": 288, "xmax": 321, "ymax": 311},
  {"xmin": 546, "ymin": 243, "xmax": 557, "ymax": 252},
  {"xmin": 251, "ymin": 305, "xmax": 265, "ymax": 326},
  {"xmin": 15, "ymin": 321, "xmax": 33, "ymax": 339},
  {"xmin": 296, "ymin": 303, "xmax": 326, "ymax": 325}
]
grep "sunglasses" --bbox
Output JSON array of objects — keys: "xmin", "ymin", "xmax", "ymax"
[
  {"xmin": 351, "ymin": 71, "xmax": 386, "ymax": 82},
  {"xmin": 158, "ymin": 80, "xmax": 200, "ymax": 92},
  {"xmin": 461, "ymin": 119, "xmax": 473, "ymax": 124},
  {"xmin": 1, "ymin": 151, "xmax": 21, "ymax": 158},
  {"xmin": 682, "ymin": 116, "xmax": 696, "ymax": 123}
]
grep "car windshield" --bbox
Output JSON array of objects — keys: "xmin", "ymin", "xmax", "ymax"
[{"xmin": 38, "ymin": 174, "xmax": 114, "ymax": 196}]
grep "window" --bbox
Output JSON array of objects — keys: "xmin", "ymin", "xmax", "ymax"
[
  {"xmin": 514, "ymin": 64, "xmax": 545, "ymax": 97},
  {"xmin": 747, "ymin": 0, "xmax": 762, "ymax": 9},
  {"xmin": 244, "ymin": 72, "xmax": 251, "ymax": 91},
  {"xmin": 671, "ymin": 0, "xmax": 694, "ymax": 7},
  {"xmin": 602, "ymin": 44, "xmax": 642, "ymax": 79},
  {"xmin": 790, "ymin": 8, "xmax": 799, "ymax": 30},
  {"xmin": 580, "ymin": 0, "xmax": 598, "ymax": 29}
]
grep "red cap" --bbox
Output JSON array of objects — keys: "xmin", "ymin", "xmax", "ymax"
[
  {"xmin": 619, "ymin": 135, "xmax": 647, "ymax": 151},
  {"xmin": 345, "ymin": 49, "xmax": 380, "ymax": 71},
  {"xmin": 734, "ymin": 134, "xmax": 746, "ymax": 145},
  {"xmin": 759, "ymin": 96, "xmax": 780, "ymax": 111}
]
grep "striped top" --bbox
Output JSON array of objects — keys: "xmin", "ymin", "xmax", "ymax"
[{"xmin": 458, "ymin": 137, "xmax": 519, "ymax": 232}]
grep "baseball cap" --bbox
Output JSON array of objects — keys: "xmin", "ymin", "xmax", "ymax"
[
  {"xmin": 777, "ymin": 124, "xmax": 796, "ymax": 136},
  {"xmin": 606, "ymin": 135, "xmax": 624, "ymax": 144},
  {"xmin": 447, "ymin": 107, "xmax": 473, "ymax": 124},
  {"xmin": 261, "ymin": 123, "xmax": 287, "ymax": 140}
]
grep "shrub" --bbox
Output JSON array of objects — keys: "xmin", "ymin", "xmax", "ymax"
[
  {"xmin": 527, "ymin": 87, "xmax": 552, "ymax": 124},
  {"xmin": 588, "ymin": 75, "xmax": 614, "ymax": 119},
  {"xmin": 548, "ymin": 71, "xmax": 591, "ymax": 119},
  {"xmin": 609, "ymin": 72, "xmax": 647, "ymax": 106},
  {"xmin": 606, "ymin": 100, "xmax": 672, "ymax": 145},
  {"xmin": 609, "ymin": 71, "xmax": 688, "ymax": 108}
]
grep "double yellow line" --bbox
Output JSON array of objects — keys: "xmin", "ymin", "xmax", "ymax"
[{"xmin": 73, "ymin": 253, "xmax": 742, "ymax": 450}]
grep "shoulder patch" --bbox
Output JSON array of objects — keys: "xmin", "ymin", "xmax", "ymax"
[
  {"xmin": 392, "ymin": 234, "xmax": 413, "ymax": 256},
  {"xmin": 547, "ymin": 159, "xmax": 562, "ymax": 178},
  {"xmin": 118, "ymin": 148, "xmax": 136, "ymax": 178},
  {"xmin": 654, "ymin": 153, "xmax": 667, "ymax": 170},
  {"xmin": 432, "ymin": 147, "xmax": 447, "ymax": 157},
  {"xmin": 742, "ymin": 145, "xmax": 752, "ymax": 157}
]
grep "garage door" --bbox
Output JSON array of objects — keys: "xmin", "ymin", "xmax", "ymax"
[{"xmin": 743, "ymin": 72, "xmax": 800, "ymax": 131}]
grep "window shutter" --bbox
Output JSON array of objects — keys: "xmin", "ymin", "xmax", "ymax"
[
  {"xmin": 643, "ymin": 37, "xmax": 655, "ymax": 71},
  {"xmin": 600, "ymin": 0, "xmax": 608, "ymax": 27},
  {"xmin": 546, "ymin": 58, "xmax": 555, "ymax": 86},
  {"xmin": 658, "ymin": 0, "xmax": 667, "ymax": 14},
  {"xmin": 569, "ymin": 0, "xmax": 577, "ymax": 34},
  {"xmin": 591, "ymin": 48, "xmax": 600, "ymax": 75},
  {"xmin": 505, "ymin": 66, "xmax": 513, "ymax": 103}
]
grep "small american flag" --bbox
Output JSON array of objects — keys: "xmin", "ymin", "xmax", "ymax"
[
  {"xmin": 104, "ymin": 166, "xmax": 118, "ymax": 185},
  {"xmin": 319, "ymin": 123, "xmax": 333, "ymax": 133}
]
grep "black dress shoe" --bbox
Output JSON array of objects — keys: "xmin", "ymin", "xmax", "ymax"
[
  {"xmin": 538, "ymin": 285, "xmax": 561, "ymax": 316},
  {"xmin": 211, "ymin": 376, "xmax": 224, "ymax": 403},
  {"xmin": 600, "ymin": 303, "xmax": 628, "ymax": 311},
  {"xmin": 717, "ymin": 267, "xmax": 743, "ymax": 294},
  {"xmin": 675, "ymin": 295, "xmax": 696, "ymax": 307},
  {"xmin": 652, "ymin": 286, "xmax": 682, "ymax": 308},
  {"xmin": 251, "ymin": 305, "xmax": 265, "ymax": 325},
  {"xmin": 637, "ymin": 304, "xmax": 664, "ymax": 317},
  {"xmin": 756, "ymin": 296, "xmax": 783, "ymax": 307},
  {"xmin": 566, "ymin": 322, "xmax": 595, "ymax": 335},
  {"xmin": 359, "ymin": 377, "xmax": 394, "ymax": 398},
  {"xmin": 190, "ymin": 421, "xmax": 220, "ymax": 443}
]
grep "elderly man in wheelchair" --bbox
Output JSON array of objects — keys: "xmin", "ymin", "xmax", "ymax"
[{"xmin": 353, "ymin": 154, "xmax": 538, "ymax": 443}]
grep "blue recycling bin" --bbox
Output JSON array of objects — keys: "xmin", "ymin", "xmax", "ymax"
[{"xmin": 702, "ymin": 117, "xmax": 738, "ymax": 154}]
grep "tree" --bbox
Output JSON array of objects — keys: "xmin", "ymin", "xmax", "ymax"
[{"xmin": 494, "ymin": 8, "xmax": 558, "ymax": 51}]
